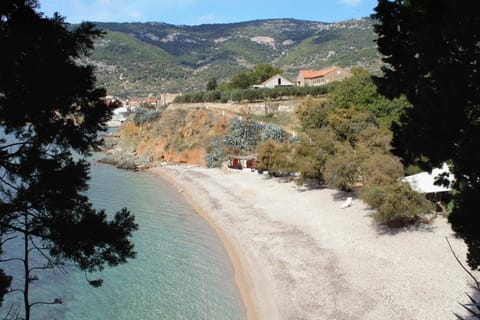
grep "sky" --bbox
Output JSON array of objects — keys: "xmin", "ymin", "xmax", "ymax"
[{"xmin": 39, "ymin": 0, "xmax": 379, "ymax": 25}]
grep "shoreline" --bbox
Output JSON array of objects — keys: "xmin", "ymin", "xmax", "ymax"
[
  {"xmin": 149, "ymin": 166, "xmax": 261, "ymax": 320},
  {"xmin": 149, "ymin": 164, "xmax": 479, "ymax": 320}
]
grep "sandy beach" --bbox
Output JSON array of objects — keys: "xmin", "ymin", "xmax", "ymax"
[{"xmin": 151, "ymin": 164, "xmax": 478, "ymax": 320}]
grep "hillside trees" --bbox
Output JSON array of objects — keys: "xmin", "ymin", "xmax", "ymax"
[
  {"xmin": 206, "ymin": 78, "xmax": 217, "ymax": 91},
  {"xmin": 257, "ymin": 140, "xmax": 293, "ymax": 175},
  {"xmin": 0, "ymin": 1, "xmax": 137, "ymax": 318},
  {"xmin": 329, "ymin": 68, "xmax": 409, "ymax": 127},
  {"xmin": 226, "ymin": 64, "xmax": 283, "ymax": 89},
  {"xmin": 295, "ymin": 74, "xmax": 391, "ymax": 185},
  {"xmin": 249, "ymin": 64, "xmax": 283, "ymax": 84},
  {"xmin": 293, "ymin": 128, "xmax": 336, "ymax": 184},
  {"xmin": 286, "ymin": 69, "xmax": 429, "ymax": 223},
  {"xmin": 373, "ymin": 0, "xmax": 480, "ymax": 268}
]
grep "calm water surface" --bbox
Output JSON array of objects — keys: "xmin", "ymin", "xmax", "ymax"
[{"xmin": 2, "ymin": 161, "xmax": 245, "ymax": 320}]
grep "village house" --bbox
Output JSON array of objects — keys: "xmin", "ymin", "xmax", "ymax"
[
  {"xmin": 253, "ymin": 74, "xmax": 294, "ymax": 89},
  {"xmin": 296, "ymin": 66, "xmax": 351, "ymax": 87}
]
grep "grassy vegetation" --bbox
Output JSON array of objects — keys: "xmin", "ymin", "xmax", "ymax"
[
  {"xmin": 86, "ymin": 18, "xmax": 380, "ymax": 97},
  {"xmin": 90, "ymin": 31, "xmax": 186, "ymax": 97},
  {"xmin": 250, "ymin": 112, "xmax": 299, "ymax": 130},
  {"xmin": 246, "ymin": 68, "xmax": 435, "ymax": 227}
]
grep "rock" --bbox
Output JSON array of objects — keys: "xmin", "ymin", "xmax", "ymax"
[
  {"xmin": 116, "ymin": 158, "xmax": 137, "ymax": 171},
  {"xmin": 98, "ymin": 152, "xmax": 138, "ymax": 171}
]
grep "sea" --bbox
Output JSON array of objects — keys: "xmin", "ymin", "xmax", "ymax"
[{"xmin": 1, "ymin": 156, "xmax": 245, "ymax": 319}]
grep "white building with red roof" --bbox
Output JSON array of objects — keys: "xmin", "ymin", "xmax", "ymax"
[
  {"xmin": 253, "ymin": 74, "xmax": 295, "ymax": 89},
  {"xmin": 296, "ymin": 66, "xmax": 351, "ymax": 86}
]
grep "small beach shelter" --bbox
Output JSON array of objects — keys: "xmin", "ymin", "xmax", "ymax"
[
  {"xmin": 228, "ymin": 154, "xmax": 258, "ymax": 170},
  {"xmin": 402, "ymin": 163, "xmax": 454, "ymax": 194}
]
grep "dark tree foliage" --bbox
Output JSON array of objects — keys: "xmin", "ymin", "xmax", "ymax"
[
  {"xmin": 373, "ymin": 0, "xmax": 480, "ymax": 268},
  {"xmin": 206, "ymin": 78, "xmax": 217, "ymax": 91},
  {"xmin": 227, "ymin": 64, "xmax": 283, "ymax": 89},
  {"xmin": 0, "ymin": 1, "xmax": 137, "ymax": 318}
]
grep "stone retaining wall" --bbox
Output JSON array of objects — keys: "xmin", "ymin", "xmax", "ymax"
[{"xmin": 167, "ymin": 100, "xmax": 299, "ymax": 115}]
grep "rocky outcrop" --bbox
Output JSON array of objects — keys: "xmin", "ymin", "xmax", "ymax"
[{"xmin": 98, "ymin": 108, "xmax": 231, "ymax": 170}]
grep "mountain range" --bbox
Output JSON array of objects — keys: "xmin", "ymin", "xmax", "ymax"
[{"xmin": 86, "ymin": 18, "xmax": 381, "ymax": 97}]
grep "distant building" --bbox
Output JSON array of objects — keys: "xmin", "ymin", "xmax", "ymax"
[
  {"xmin": 143, "ymin": 97, "xmax": 158, "ymax": 107},
  {"xmin": 296, "ymin": 66, "xmax": 351, "ymax": 87},
  {"xmin": 253, "ymin": 74, "xmax": 294, "ymax": 89}
]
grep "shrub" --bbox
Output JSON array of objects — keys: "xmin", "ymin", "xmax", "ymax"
[
  {"xmin": 132, "ymin": 108, "xmax": 161, "ymax": 125},
  {"xmin": 230, "ymin": 89, "xmax": 243, "ymax": 102},
  {"xmin": 225, "ymin": 117, "xmax": 264, "ymax": 152},
  {"xmin": 175, "ymin": 81, "xmax": 339, "ymax": 106},
  {"xmin": 325, "ymin": 107, "xmax": 377, "ymax": 144},
  {"xmin": 361, "ymin": 182, "xmax": 433, "ymax": 227},
  {"xmin": 207, "ymin": 117, "xmax": 266, "ymax": 166},
  {"xmin": 220, "ymin": 91, "xmax": 230, "ymax": 103},
  {"xmin": 261, "ymin": 123, "xmax": 288, "ymax": 142},
  {"xmin": 243, "ymin": 88, "xmax": 261, "ymax": 102},
  {"xmin": 323, "ymin": 145, "xmax": 358, "ymax": 191},
  {"xmin": 360, "ymin": 153, "xmax": 404, "ymax": 188},
  {"xmin": 191, "ymin": 91, "xmax": 206, "ymax": 103},
  {"xmin": 323, "ymin": 141, "xmax": 359, "ymax": 191},
  {"xmin": 257, "ymin": 139, "xmax": 294, "ymax": 176},
  {"xmin": 204, "ymin": 90, "xmax": 221, "ymax": 102},
  {"xmin": 293, "ymin": 129, "xmax": 336, "ymax": 184},
  {"xmin": 205, "ymin": 139, "xmax": 226, "ymax": 168},
  {"xmin": 296, "ymin": 97, "xmax": 331, "ymax": 130}
]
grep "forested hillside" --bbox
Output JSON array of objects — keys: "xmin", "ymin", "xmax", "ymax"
[{"xmin": 85, "ymin": 18, "xmax": 380, "ymax": 97}]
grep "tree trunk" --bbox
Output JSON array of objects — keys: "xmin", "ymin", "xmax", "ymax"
[{"xmin": 23, "ymin": 212, "xmax": 31, "ymax": 320}]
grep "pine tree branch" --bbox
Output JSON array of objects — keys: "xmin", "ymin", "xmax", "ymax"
[
  {"xmin": 446, "ymin": 236, "xmax": 480, "ymax": 289},
  {"xmin": 0, "ymin": 141, "xmax": 28, "ymax": 151},
  {"xmin": 29, "ymin": 298, "xmax": 62, "ymax": 308},
  {"xmin": 0, "ymin": 234, "xmax": 18, "ymax": 246},
  {"xmin": 0, "ymin": 257, "xmax": 25, "ymax": 264}
]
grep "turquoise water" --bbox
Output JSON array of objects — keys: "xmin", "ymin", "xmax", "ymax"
[{"xmin": 2, "ymin": 162, "xmax": 245, "ymax": 319}]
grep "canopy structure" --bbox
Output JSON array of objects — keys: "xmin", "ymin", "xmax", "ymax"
[{"xmin": 402, "ymin": 163, "xmax": 454, "ymax": 194}]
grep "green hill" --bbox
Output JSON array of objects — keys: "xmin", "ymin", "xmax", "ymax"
[{"xmin": 86, "ymin": 18, "xmax": 380, "ymax": 97}]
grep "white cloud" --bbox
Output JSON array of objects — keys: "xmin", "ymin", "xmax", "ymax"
[
  {"xmin": 197, "ymin": 14, "xmax": 224, "ymax": 24},
  {"xmin": 338, "ymin": 0, "xmax": 362, "ymax": 6}
]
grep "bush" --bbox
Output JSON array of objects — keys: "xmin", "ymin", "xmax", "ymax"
[
  {"xmin": 207, "ymin": 117, "xmax": 266, "ymax": 166},
  {"xmin": 174, "ymin": 82, "xmax": 339, "ymax": 105},
  {"xmin": 205, "ymin": 139, "xmax": 225, "ymax": 168},
  {"xmin": 230, "ymin": 89, "xmax": 243, "ymax": 102},
  {"xmin": 220, "ymin": 91, "xmax": 230, "ymax": 103},
  {"xmin": 242, "ymin": 88, "xmax": 261, "ymax": 102},
  {"xmin": 293, "ymin": 129, "xmax": 336, "ymax": 184},
  {"xmin": 257, "ymin": 139, "xmax": 294, "ymax": 176},
  {"xmin": 204, "ymin": 90, "xmax": 221, "ymax": 102},
  {"xmin": 261, "ymin": 123, "xmax": 288, "ymax": 142},
  {"xmin": 325, "ymin": 107, "xmax": 377, "ymax": 144},
  {"xmin": 225, "ymin": 117, "xmax": 264, "ymax": 152},
  {"xmin": 360, "ymin": 153, "xmax": 404, "ymax": 188},
  {"xmin": 361, "ymin": 182, "xmax": 433, "ymax": 227},
  {"xmin": 323, "ymin": 144, "xmax": 358, "ymax": 191},
  {"xmin": 132, "ymin": 108, "xmax": 161, "ymax": 125},
  {"xmin": 296, "ymin": 97, "xmax": 331, "ymax": 130}
]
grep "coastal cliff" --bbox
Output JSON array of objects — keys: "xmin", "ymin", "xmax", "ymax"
[{"xmin": 101, "ymin": 107, "xmax": 232, "ymax": 169}]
